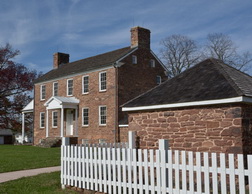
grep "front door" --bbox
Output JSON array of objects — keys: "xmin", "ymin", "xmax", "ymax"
[{"xmin": 66, "ymin": 110, "xmax": 74, "ymax": 136}]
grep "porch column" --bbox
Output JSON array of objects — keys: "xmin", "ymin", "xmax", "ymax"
[
  {"xmin": 75, "ymin": 108, "xmax": 78, "ymax": 136},
  {"xmin": 61, "ymin": 107, "xmax": 64, "ymax": 137},
  {"xmin": 46, "ymin": 109, "xmax": 49, "ymax": 137},
  {"xmin": 21, "ymin": 112, "xmax": 25, "ymax": 144}
]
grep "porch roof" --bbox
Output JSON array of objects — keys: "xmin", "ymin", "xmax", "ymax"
[
  {"xmin": 44, "ymin": 96, "xmax": 80, "ymax": 109},
  {"xmin": 22, "ymin": 100, "xmax": 34, "ymax": 113}
]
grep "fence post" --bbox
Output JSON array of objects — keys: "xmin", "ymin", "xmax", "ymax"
[
  {"xmin": 159, "ymin": 139, "xmax": 169, "ymax": 192},
  {"xmin": 128, "ymin": 131, "xmax": 136, "ymax": 149},
  {"xmin": 61, "ymin": 137, "xmax": 70, "ymax": 189}
]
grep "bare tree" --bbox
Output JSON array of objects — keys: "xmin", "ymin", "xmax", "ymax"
[
  {"xmin": 204, "ymin": 33, "xmax": 252, "ymax": 71},
  {"xmin": 160, "ymin": 35, "xmax": 201, "ymax": 77}
]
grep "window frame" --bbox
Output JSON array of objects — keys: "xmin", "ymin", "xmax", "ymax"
[
  {"xmin": 156, "ymin": 75, "xmax": 162, "ymax": 85},
  {"xmin": 82, "ymin": 107, "xmax": 89, "ymax": 127},
  {"xmin": 53, "ymin": 82, "xmax": 58, "ymax": 96},
  {"xmin": 52, "ymin": 111, "xmax": 58, "ymax": 128},
  {"xmin": 132, "ymin": 55, "xmax": 137, "ymax": 64},
  {"xmin": 99, "ymin": 72, "xmax": 107, "ymax": 92},
  {"xmin": 40, "ymin": 112, "xmax": 45, "ymax": 128},
  {"xmin": 150, "ymin": 59, "xmax": 155, "ymax": 68},
  {"xmin": 40, "ymin": 85, "xmax": 46, "ymax": 100},
  {"xmin": 82, "ymin": 75, "xmax": 89, "ymax": 94},
  {"xmin": 67, "ymin": 79, "xmax": 74, "ymax": 96},
  {"xmin": 99, "ymin": 106, "xmax": 107, "ymax": 126}
]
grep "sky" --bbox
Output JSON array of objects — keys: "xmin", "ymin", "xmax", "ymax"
[{"xmin": 0, "ymin": 0, "xmax": 252, "ymax": 74}]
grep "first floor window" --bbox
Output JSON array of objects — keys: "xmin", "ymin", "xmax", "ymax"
[
  {"xmin": 156, "ymin": 75, "xmax": 162, "ymax": 85},
  {"xmin": 67, "ymin": 79, "xmax": 73, "ymax": 96},
  {"xmin": 99, "ymin": 106, "xmax": 107, "ymax": 125},
  {"xmin": 52, "ymin": 111, "xmax": 58, "ymax": 127},
  {"xmin": 82, "ymin": 108, "xmax": 89, "ymax": 126},
  {"xmin": 99, "ymin": 72, "xmax": 106, "ymax": 92},
  {"xmin": 40, "ymin": 112, "xmax": 45, "ymax": 128},
  {"xmin": 40, "ymin": 85, "xmax": 46, "ymax": 100}
]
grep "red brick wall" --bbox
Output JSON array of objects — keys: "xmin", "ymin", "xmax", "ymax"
[{"xmin": 127, "ymin": 104, "xmax": 251, "ymax": 154}]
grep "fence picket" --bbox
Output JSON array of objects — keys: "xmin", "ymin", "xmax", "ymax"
[{"xmin": 60, "ymin": 144, "xmax": 252, "ymax": 194}]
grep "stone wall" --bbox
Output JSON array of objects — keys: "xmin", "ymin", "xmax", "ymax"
[{"xmin": 127, "ymin": 104, "xmax": 250, "ymax": 154}]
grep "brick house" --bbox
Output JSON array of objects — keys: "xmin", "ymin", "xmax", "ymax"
[
  {"xmin": 122, "ymin": 58, "xmax": 252, "ymax": 155},
  {"xmin": 32, "ymin": 26, "xmax": 167, "ymax": 145}
]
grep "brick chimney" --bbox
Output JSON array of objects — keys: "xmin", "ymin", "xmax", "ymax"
[
  {"xmin": 53, "ymin": 52, "xmax": 69, "ymax": 69},
  {"xmin": 130, "ymin": 26, "xmax": 151, "ymax": 49}
]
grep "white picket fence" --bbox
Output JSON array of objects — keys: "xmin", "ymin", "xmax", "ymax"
[{"xmin": 61, "ymin": 143, "xmax": 252, "ymax": 194}]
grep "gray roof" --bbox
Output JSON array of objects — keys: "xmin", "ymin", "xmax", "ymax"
[
  {"xmin": 123, "ymin": 58, "xmax": 252, "ymax": 108},
  {"xmin": 34, "ymin": 47, "xmax": 134, "ymax": 84}
]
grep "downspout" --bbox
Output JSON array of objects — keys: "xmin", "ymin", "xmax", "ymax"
[{"xmin": 114, "ymin": 65, "xmax": 119, "ymax": 143}]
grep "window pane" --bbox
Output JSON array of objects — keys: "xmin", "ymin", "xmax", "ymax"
[
  {"xmin": 40, "ymin": 112, "xmax": 45, "ymax": 128},
  {"xmin": 67, "ymin": 80, "xmax": 73, "ymax": 95},
  {"xmin": 99, "ymin": 72, "xmax": 106, "ymax": 91},
  {"xmin": 83, "ymin": 76, "xmax": 89, "ymax": 93},
  {"xmin": 82, "ymin": 108, "xmax": 89, "ymax": 126},
  {"xmin": 53, "ymin": 82, "xmax": 58, "ymax": 96},
  {"xmin": 53, "ymin": 111, "xmax": 58, "ymax": 127},
  {"xmin": 100, "ymin": 106, "xmax": 106, "ymax": 125},
  {"xmin": 41, "ymin": 85, "xmax": 46, "ymax": 100}
]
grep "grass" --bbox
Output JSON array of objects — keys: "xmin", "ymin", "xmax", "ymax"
[
  {"xmin": 0, "ymin": 145, "xmax": 60, "ymax": 173},
  {"xmin": 0, "ymin": 171, "xmax": 78, "ymax": 194}
]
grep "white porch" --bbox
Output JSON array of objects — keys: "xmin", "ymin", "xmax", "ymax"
[
  {"xmin": 44, "ymin": 96, "xmax": 80, "ymax": 138},
  {"xmin": 22, "ymin": 100, "xmax": 34, "ymax": 143}
]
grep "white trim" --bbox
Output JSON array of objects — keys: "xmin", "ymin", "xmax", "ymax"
[
  {"xmin": 82, "ymin": 107, "xmax": 89, "ymax": 127},
  {"xmin": 99, "ymin": 105, "xmax": 107, "ymax": 126},
  {"xmin": 99, "ymin": 71, "xmax": 107, "ymax": 92},
  {"xmin": 122, "ymin": 96, "xmax": 252, "ymax": 112},
  {"xmin": 67, "ymin": 79, "xmax": 73, "ymax": 96},
  {"xmin": 35, "ymin": 66, "xmax": 114, "ymax": 85},
  {"xmin": 40, "ymin": 112, "xmax": 45, "ymax": 128},
  {"xmin": 52, "ymin": 111, "xmax": 58, "ymax": 128},
  {"xmin": 119, "ymin": 124, "xmax": 129, "ymax": 127},
  {"xmin": 53, "ymin": 82, "xmax": 58, "ymax": 96},
  {"xmin": 40, "ymin": 85, "xmax": 46, "ymax": 101},
  {"xmin": 82, "ymin": 75, "xmax": 89, "ymax": 94}
]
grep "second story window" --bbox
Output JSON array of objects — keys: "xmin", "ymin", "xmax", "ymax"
[
  {"xmin": 132, "ymin": 55, "xmax": 137, "ymax": 64},
  {"xmin": 67, "ymin": 79, "xmax": 73, "ymax": 96},
  {"xmin": 99, "ymin": 72, "xmax": 106, "ymax": 92},
  {"xmin": 53, "ymin": 82, "xmax": 58, "ymax": 96},
  {"xmin": 150, "ymin": 59, "xmax": 155, "ymax": 68},
  {"xmin": 40, "ymin": 85, "xmax": 46, "ymax": 100},
  {"xmin": 156, "ymin": 76, "xmax": 162, "ymax": 85},
  {"xmin": 82, "ymin": 75, "xmax": 89, "ymax": 94},
  {"xmin": 52, "ymin": 111, "xmax": 58, "ymax": 127}
]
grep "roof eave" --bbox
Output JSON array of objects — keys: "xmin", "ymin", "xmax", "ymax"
[{"xmin": 122, "ymin": 96, "xmax": 252, "ymax": 112}]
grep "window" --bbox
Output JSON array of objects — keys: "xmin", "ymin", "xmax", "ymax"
[
  {"xmin": 82, "ymin": 108, "xmax": 89, "ymax": 126},
  {"xmin": 67, "ymin": 79, "xmax": 73, "ymax": 96},
  {"xmin": 52, "ymin": 111, "xmax": 58, "ymax": 127},
  {"xmin": 156, "ymin": 76, "xmax": 162, "ymax": 85},
  {"xmin": 82, "ymin": 76, "xmax": 89, "ymax": 94},
  {"xmin": 150, "ymin": 59, "xmax": 155, "ymax": 68},
  {"xmin": 132, "ymin": 55, "xmax": 137, "ymax": 64},
  {"xmin": 53, "ymin": 82, "xmax": 58, "ymax": 96},
  {"xmin": 99, "ymin": 72, "xmax": 106, "ymax": 92},
  {"xmin": 40, "ymin": 85, "xmax": 46, "ymax": 100},
  {"xmin": 99, "ymin": 106, "xmax": 107, "ymax": 126},
  {"xmin": 40, "ymin": 112, "xmax": 45, "ymax": 128}
]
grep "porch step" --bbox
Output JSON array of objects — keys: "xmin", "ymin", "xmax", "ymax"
[{"xmin": 38, "ymin": 137, "xmax": 62, "ymax": 148}]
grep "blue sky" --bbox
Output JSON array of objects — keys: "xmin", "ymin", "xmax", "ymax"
[{"xmin": 1, "ymin": 0, "xmax": 252, "ymax": 73}]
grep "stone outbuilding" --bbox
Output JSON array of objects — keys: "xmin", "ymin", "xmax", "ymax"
[{"xmin": 122, "ymin": 58, "xmax": 252, "ymax": 155}]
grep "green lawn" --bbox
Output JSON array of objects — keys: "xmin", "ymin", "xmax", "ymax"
[
  {"xmin": 0, "ymin": 172, "xmax": 78, "ymax": 194},
  {"xmin": 0, "ymin": 145, "xmax": 61, "ymax": 173}
]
